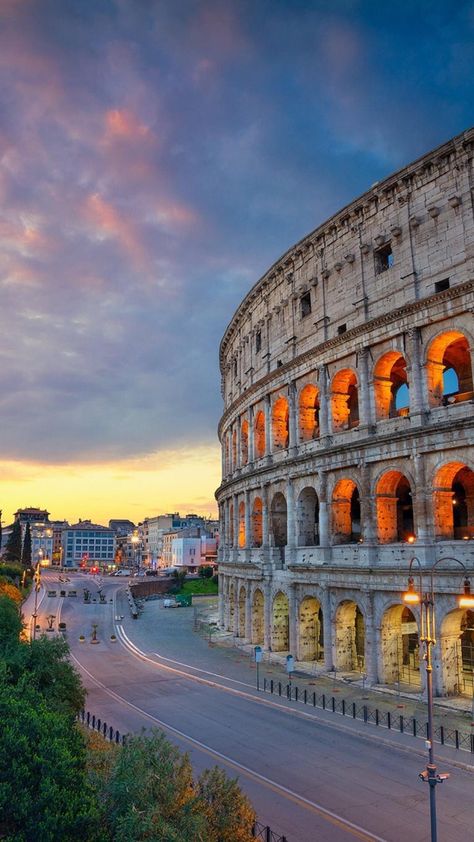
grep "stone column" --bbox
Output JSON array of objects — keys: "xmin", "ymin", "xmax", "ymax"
[
  {"xmin": 264, "ymin": 579, "xmax": 272, "ymax": 650},
  {"xmin": 319, "ymin": 472, "xmax": 329, "ymax": 548},
  {"xmin": 221, "ymin": 441, "xmax": 226, "ymax": 478},
  {"xmin": 244, "ymin": 489, "xmax": 251, "ymax": 550},
  {"xmin": 358, "ymin": 347, "xmax": 373, "ymax": 429},
  {"xmin": 412, "ymin": 451, "xmax": 432, "ymax": 544},
  {"xmin": 233, "ymin": 494, "xmax": 239, "ymax": 550},
  {"xmin": 289, "ymin": 584, "xmax": 297, "ymax": 657},
  {"xmin": 262, "ymin": 483, "xmax": 270, "ymax": 548},
  {"xmin": 264, "ymin": 393, "xmax": 272, "ymax": 460},
  {"xmin": 363, "ymin": 591, "xmax": 377, "ymax": 685},
  {"xmin": 218, "ymin": 574, "xmax": 225, "ymax": 628},
  {"xmin": 233, "ymin": 581, "xmax": 239, "ymax": 636},
  {"xmin": 406, "ymin": 327, "xmax": 426, "ymax": 422},
  {"xmin": 286, "ymin": 477, "xmax": 296, "ymax": 562},
  {"xmin": 360, "ymin": 462, "xmax": 376, "ymax": 544},
  {"xmin": 288, "ymin": 381, "xmax": 297, "ymax": 456},
  {"xmin": 317, "ymin": 365, "xmax": 330, "ymax": 439},
  {"xmin": 322, "ymin": 588, "xmax": 333, "ymax": 670},
  {"xmin": 245, "ymin": 585, "xmax": 252, "ymax": 641},
  {"xmin": 248, "ymin": 405, "xmax": 255, "ymax": 464}
]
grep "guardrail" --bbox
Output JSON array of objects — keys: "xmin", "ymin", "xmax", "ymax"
[{"xmin": 261, "ymin": 677, "xmax": 474, "ymax": 753}]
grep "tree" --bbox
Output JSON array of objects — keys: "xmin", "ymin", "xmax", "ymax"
[
  {"xmin": 21, "ymin": 523, "xmax": 31, "ymax": 569},
  {"xmin": 3, "ymin": 520, "xmax": 22, "ymax": 564},
  {"xmin": 199, "ymin": 566, "xmax": 214, "ymax": 579},
  {"xmin": 0, "ymin": 596, "xmax": 23, "ymax": 654},
  {"xmin": 196, "ymin": 767, "xmax": 256, "ymax": 842},
  {"xmin": 0, "ymin": 677, "xmax": 101, "ymax": 842}
]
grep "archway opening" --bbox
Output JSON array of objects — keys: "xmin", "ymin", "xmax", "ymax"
[
  {"xmin": 232, "ymin": 429, "xmax": 237, "ymax": 470},
  {"xmin": 332, "ymin": 479, "xmax": 360, "ymax": 544},
  {"xmin": 252, "ymin": 589, "xmax": 264, "ymax": 644},
  {"xmin": 373, "ymin": 352, "xmax": 409, "ymax": 419},
  {"xmin": 238, "ymin": 501, "xmax": 246, "ymax": 548},
  {"xmin": 381, "ymin": 605, "xmax": 420, "ymax": 687},
  {"xmin": 271, "ymin": 492, "xmax": 287, "ymax": 547},
  {"xmin": 426, "ymin": 331, "xmax": 473, "ymax": 406},
  {"xmin": 298, "ymin": 597, "xmax": 323, "ymax": 661},
  {"xmin": 225, "ymin": 435, "xmax": 230, "ymax": 474},
  {"xmin": 433, "ymin": 462, "xmax": 474, "ymax": 540},
  {"xmin": 241, "ymin": 419, "xmax": 249, "ymax": 466},
  {"xmin": 440, "ymin": 608, "xmax": 474, "ymax": 696},
  {"xmin": 331, "ymin": 369, "xmax": 359, "ymax": 431},
  {"xmin": 252, "ymin": 497, "xmax": 263, "ymax": 547},
  {"xmin": 271, "ymin": 591, "xmax": 289, "ymax": 652},
  {"xmin": 238, "ymin": 585, "xmax": 246, "ymax": 637},
  {"xmin": 272, "ymin": 396, "xmax": 289, "ymax": 450},
  {"xmin": 296, "ymin": 487, "xmax": 319, "ymax": 546},
  {"xmin": 299, "ymin": 384, "xmax": 320, "ymax": 441},
  {"xmin": 254, "ymin": 410, "xmax": 265, "ymax": 459},
  {"xmin": 229, "ymin": 503, "xmax": 234, "ymax": 546},
  {"xmin": 376, "ymin": 471, "xmax": 414, "ymax": 543},
  {"xmin": 334, "ymin": 601, "xmax": 365, "ymax": 672}
]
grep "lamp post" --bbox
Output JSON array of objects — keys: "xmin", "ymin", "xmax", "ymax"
[
  {"xmin": 131, "ymin": 533, "xmax": 140, "ymax": 575},
  {"xmin": 32, "ymin": 561, "xmax": 42, "ymax": 640},
  {"xmin": 403, "ymin": 556, "xmax": 474, "ymax": 842}
]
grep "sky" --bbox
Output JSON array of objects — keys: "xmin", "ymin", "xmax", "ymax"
[{"xmin": 0, "ymin": 0, "xmax": 473, "ymax": 526}]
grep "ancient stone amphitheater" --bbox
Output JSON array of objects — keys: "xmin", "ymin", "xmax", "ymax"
[{"xmin": 216, "ymin": 128, "xmax": 474, "ymax": 698}]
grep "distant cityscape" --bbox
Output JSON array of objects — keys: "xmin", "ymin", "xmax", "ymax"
[{"xmin": 1, "ymin": 507, "xmax": 219, "ymax": 573}]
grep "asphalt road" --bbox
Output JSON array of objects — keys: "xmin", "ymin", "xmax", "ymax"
[{"xmin": 30, "ymin": 571, "xmax": 474, "ymax": 842}]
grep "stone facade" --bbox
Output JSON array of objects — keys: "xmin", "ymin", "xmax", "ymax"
[{"xmin": 215, "ymin": 128, "xmax": 474, "ymax": 698}]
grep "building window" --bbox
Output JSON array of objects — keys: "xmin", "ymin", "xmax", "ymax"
[
  {"xmin": 375, "ymin": 243, "xmax": 394, "ymax": 274},
  {"xmin": 300, "ymin": 291, "xmax": 312, "ymax": 319},
  {"xmin": 435, "ymin": 278, "xmax": 450, "ymax": 293},
  {"xmin": 337, "ymin": 323, "xmax": 347, "ymax": 335},
  {"xmin": 256, "ymin": 330, "xmax": 261, "ymax": 352}
]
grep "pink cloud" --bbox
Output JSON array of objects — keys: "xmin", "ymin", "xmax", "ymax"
[
  {"xmin": 103, "ymin": 108, "xmax": 152, "ymax": 144},
  {"xmin": 84, "ymin": 192, "xmax": 148, "ymax": 269}
]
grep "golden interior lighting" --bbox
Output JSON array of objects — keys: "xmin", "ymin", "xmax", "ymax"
[
  {"xmin": 459, "ymin": 578, "xmax": 474, "ymax": 609},
  {"xmin": 407, "ymin": 535, "xmax": 416, "ymax": 544},
  {"xmin": 403, "ymin": 576, "xmax": 420, "ymax": 605}
]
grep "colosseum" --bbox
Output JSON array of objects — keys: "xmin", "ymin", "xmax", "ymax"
[{"xmin": 215, "ymin": 127, "xmax": 474, "ymax": 699}]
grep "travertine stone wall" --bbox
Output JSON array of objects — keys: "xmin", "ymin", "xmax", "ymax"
[{"xmin": 216, "ymin": 128, "xmax": 474, "ymax": 698}]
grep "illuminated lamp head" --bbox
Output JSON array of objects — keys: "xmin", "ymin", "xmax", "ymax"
[
  {"xmin": 403, "ymin": 576, "xmax": 420, "ymax": 605},
  {"xmin": 459, "ymin": 578, "xmax": 474, "ymax": 610}
]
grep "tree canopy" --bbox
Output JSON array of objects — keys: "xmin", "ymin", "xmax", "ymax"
[{"xmin": 3, "ymin": 520, "xmax": 22, "ymax": 564}]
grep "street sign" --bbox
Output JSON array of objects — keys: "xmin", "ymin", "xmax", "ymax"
[
  {"xmin": 254, "ymin": 645, "xmax": 263, "ymax": 663},
  {"xmin": 286, "ymin": 654, "xmax": 294, "ymax": 674}
]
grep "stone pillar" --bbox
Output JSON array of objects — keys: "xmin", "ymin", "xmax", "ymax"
[
  {"xmin": 286, "ymin": 477, "xmax": 296, "ymax": 550},
  {"xmin": 245, "ymin": 585, "xmax": 252, "ymax": 641},
  {"xmin": 363, "ymin": 591, "xmax": 377, "ymax": 685},
  {"xmin": 221, "ymin": 441, "xmax": 226, "ymax": 478},
  {"xmin": 236, "ymin": 417, "xmax": 241, "ymax": 470},
  {"xmin": 262, "ymin": 483, "xmax": 270, "ymax": 548},
  {"xmin": 264, "ymin": 580, "xmax": 272, "ymax": 650},
  {"xmin": 360, "ymin": 462, "xmax": 376, "ymax": 544},
  {"xmin": 244, "ymin": 489, "xmax": 251, "ymax": 550},
  {"xmin": 264, "ymin": 393, "xmax": 272, "ymax": 460},
  {"xmin": 412, "ymin": 452, "xmax": 432, "ymax": 544},
  {"xmin": 318, "ymin": 472, "xmax": 329, "ymax": 548},
  {"xmin": 248, "ymin": 405, "xmax": 255, "ymax": 464},
  {"xmin": 289, "ymin": 584, "xmax": 297, "ymax": 657},
  {"xmin": 318, "ymin": 364, "xmax": 330, "ymax": 439},
  {"xmin": 233, "ymin": 494, "xmax": 239, "ymax": 550},
  {"xmin": 322, "ymin": 589, "xmax": 333, "ymax": 670},
  {"xmin": 288, "ymin": 381, "xmax": 297, "ymax": 456},
  {"xmin": 233, "ymin": 581, "xmax": 239, "ymax": 636},
  {"xmin": 218, "ymin": 574, "xmax": 225, "ymax": 628},
  {"xmin": 358, "ymin": 347, "xmax": 373, "ymax": 429},
  {"xmin": 407, "ymin": 327, "xmax": 426, "ymax": 422}
]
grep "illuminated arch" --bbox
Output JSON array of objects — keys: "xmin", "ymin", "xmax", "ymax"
[
  {"xmin": 254, "ymin": 410, "xmax": 265, "ymax": 459},
  {"xmin": 433, "ymin": 462, "xmax": 474, "ymax": 540},
  {"xmin": 373, "ymin": 351, "xmax": 409, "ymax": 419},
  {"xmin": 271, "ymin": 591, "xmax": 289, "ymax": 652},
  {"xmin": 331, "ymin": 479, "xmax": 360, "ymax": 544},
  {"xmin": 241, "ymin": 419, "xmax": 249, "ymax": 466},
  {"xmin": 296, "ymin": 487, "xmax": 319, "ymax": 546},
  {"xmin": 272, "ymin": 396, "xmax": 289, "ymax": 450},
  {"xmin": 299, "ymin": 384, "xmax": 320, "ymax": 441},
  {"xmin": 331, "ymin": 369, "xmax": 359, "ymax": 432},
  {"xmin": 376, "ymin": 470, "xmax": 414, "ymax": 543},
  {"xmin": 251, "ymin": 497, "xmax": 263, "ymax": 547},
  {"xmin": 425, "ymin": 331, "xmax": 473, "ymax": 407}
]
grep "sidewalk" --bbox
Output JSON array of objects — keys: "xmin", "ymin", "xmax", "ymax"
[{"xmin": 118, "ymin": 592, "xmax": 474, "ymax": 766}]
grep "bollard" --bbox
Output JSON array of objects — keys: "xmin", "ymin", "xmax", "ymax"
[
  {"xmin": 109, "ymin": 726, "xmax": 113, "ymax": 741},
  {"xmin": 332, "ymin": 696, "xmax": 336, "ymax": 712},
  {"xmin": 313, "ymin": 692, "xmax": 316, "ymax": 707},
  {"xmin": 363, "ymin": 705, "xmax": 368, "ymax": 723},
  {"xmin": 86, "ymin": 711, "xmax": 90, "ymax": 726},
  {"xmin": 103, "ymin": 722, "xmax": 107, "ymax": 737},
  {"xmin": 375, "ymin": 708, "xmax": 379, "ymax": 726},
  {"xmin": 342, "ymin": 699, "xmax": 345, "ymax": 716},
  {"xmin": 440, "ymin": 725, "xmax": 444, "ymax": 745},
  {"xmin": 399, "ymin": 715, "xmax": 404, "ymax": 733},
  {"xmin": 92, "ymin": 715, "xmax": 95, "ymax": 729},
  {"xmin": 352, "ymin": 702, "xmax": 356, "ymax": 719},
  {"xmin": 322, "ymin": 693, "xmax": 326, "ymax": 709},
  {"xmin": 304, "ymin": 689, "xmax": 307, "ymax": 704},
  {"xmin": 115, "ymin": 731, "xmax": 120, "ymax": 744},
  {"xmin": 387, "ymin": 711, "xmax": 391, "ymax": 729},
  {"xmin": 413, "ymin": 718, "xmax": 417, "ymax": 737}
]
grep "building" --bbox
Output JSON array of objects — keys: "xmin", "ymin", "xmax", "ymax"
[
  {"xmin": 1, "ymin": 508, "xmax": 54, "ymax": 565},
  {"xmin": 171, "ymin": 537, "xmax": 202, "ymax": 571},
  {"xmin": 109, "ymin": 519, "xmax": 135, "ymax": 535},
  {"xmin": 216, "ymin": 128, "xmax": 474, "ymax": 700},
  {"xmin": 62, "ymin": 520, "xmax": 115, "ymax": 570}
]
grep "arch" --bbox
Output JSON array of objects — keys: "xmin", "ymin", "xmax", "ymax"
[
  {"xmin": 331, "ymin": 479, "xmax": 360, "ymax": 544},
  {"xmin": 229, "ymin": 502, "xmax": 234, "ymax": 546},
  {"xmin": 376, "ymin": 470, "xmax": 414, "ymax": 543},
  {"xmin": 331, "ymin": 369, "xmax": 359, "ymax": 432},
  {"xmin": 271, "ymin": 492, "xmax": 287, "ymax": 547},
  {"xmin": 271, "ymin": 591, "xmax": 289, "ymax": 651},
  {"xmin": 232, "ymin": 428, "xmax": 237, "ymax": 470},
  {"xmin": 380, "ymin": 605, "xmax": 420, "ymax": 687},
  {"xmin": 238, "ymin": 501, "xmax": 246, "ymax": 548},
  {"xmin": 254, "ymin": 410, "xmax": 265, "ymax": 459},
  {"xmin": 440, "ymin": 608, "xmax": 474, "ymax": 696},
  {"xmin": 251, "ymin": 497, "xmax": 263, "ymax": 547},
  {"xmin": 334, "ymin": 600, "xmax": 365, "ymax": 672},
  {"xmin": 272, "ymin": 396, "xmax": 289, "ymax": 450},
  {"xmin": 252, "ymin": 588, "xmax": 264, "ymax": 644},
  {"xmin": 296, "ymin": 487, "xmax": 320, "ymax": 546},
  {"xmin": 299, "ymin": 384, "xmax": 320, "ymax": 441},
  {"xmin": 298, "ymin": 596, "xmax": 323, "ymax": 662},
  {"xmin": 225, "ymin": 435, "xmax": 230, "ymax": 474},
  {"xmin": 426, "ymin": 331, "xmax": 473, "ymax": 407},
  {"xmin": 238, "ymin": 585, "xmax": 246, "ymax": 637},
  {"xmin": 241, "ymin": 419, "xmax": 249, "ymax": 466},
  {"xmin": 373, "ymin": 351, "xmax": 409, "ymax": 419},
  {"xmin": 433, "ymin": 462, "xmax": 474, "ymax": 540}
]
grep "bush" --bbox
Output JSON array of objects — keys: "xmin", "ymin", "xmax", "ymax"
[
  {"xmin": 0, "ymin": 562, "xmax": 23, "ymax": 581},
  {"xmin": 199, "ymin": 566, "xmax": 214, "ymax": 579},
  {"xmin": 212, "ymin": 573, "xmax": 218, "ymax": 585}
]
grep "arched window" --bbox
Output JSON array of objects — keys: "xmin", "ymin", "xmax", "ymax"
[
  {"xmin": 376, "ymin": 471, "xmax": 414, "ymax": 543},
  {"xmin": 299, "ymin": 384, "xmax": 320, "ymax": 441},
  {"xmin": 254, "ymin": 410, "xmax": 265, "ymax": 459},
  {"xmin": 373, "ymin": 352, "xmax": 409, "ymax": 419},
  {"xmin": 232, "ymin": 428, "xmax": 237, "ymax": 470},
  {"xmin": 241, "ymin": 419, "xmax": 249, "ymax": 466},
  {"xmin": 426, "ymin": 331, "xmax": 473, "ymax": 407},
  {"xmin": 296, "ymin": 487, "xmax": 319, "ymax": 546},
  {"xmin": 271, "ymin": 492, "xmax": 287, "ymax": 547},
  {"xmin": 332, "ymin": 479, "xmax": 360, "ymax": 544},
  {"xmin": 433, "ymin": 463, "xmax": 474, "ymax": 540},
  {"xmin": 238, "ymin": 501, "xmax": 246, "ymax": 548},
  {"xmin": 331, "ymin": 369, "xmax": 359, "ymax": 431},
  {"xmin": 251, "ymin": 497, "xmax": 263, "ymax": 547},
  {"xmin": 272, "ymin": 397, "xmax": 289, "ymax": 450}
]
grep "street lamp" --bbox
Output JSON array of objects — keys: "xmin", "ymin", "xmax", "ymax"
[
  {"xmin": 403, "ymin": 556, "xmax": 474, "ymax": 842},
  {"xmin": 32, "ymin": 561, "xmax": 42, "ymax": 640},
  {"xmin": 131, "ymin": 533, "xmax": 140, "ymax": 574}
]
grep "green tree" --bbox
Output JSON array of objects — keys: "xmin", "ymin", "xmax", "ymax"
[
  {"xmin": 0, "ymin": 595, "xmax": 23, "ymax": 654},
  {"xmin": 0, "ymin": 677, "xmax": 101, "ymax": 842},
  {"xmin": 21, "ymin": 523, "xmax": 32, "ymax": 569},
  {"xmin": 3, "ymin": 519, "xmax": 22, "ymax": 564},
  {"xmin": 199, "ymin": 565, "xmax": 214, "ymax": 579},
  {"xmin": 104, "ymin": 729, "xmax": 205, "ymax": 841},
  {"xmin": 196, "ymin": 767, "xmax": 256, "ymax": 841}
]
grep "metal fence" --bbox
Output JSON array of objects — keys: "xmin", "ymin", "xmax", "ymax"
[
  {"xmin": 252, "ymin": 820, "xmax": 288, "ymax": 841},
  {"xmin": 261, "ymin": 678, "xmax": 474, "ymax": 753}
]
